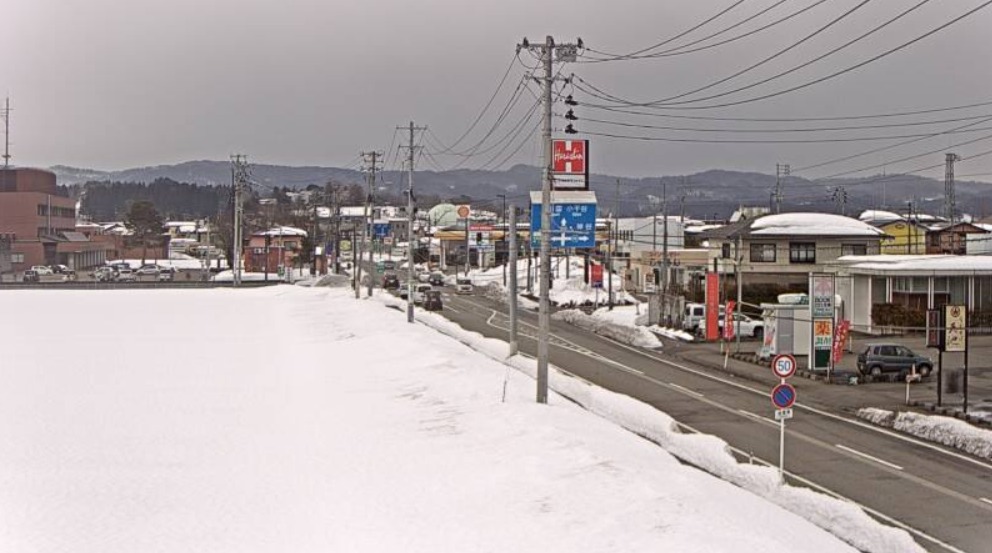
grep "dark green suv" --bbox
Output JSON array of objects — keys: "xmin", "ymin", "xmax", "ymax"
[{"xmin": 857, "ymin": 343, "xmax": 933, "ymax": 378}]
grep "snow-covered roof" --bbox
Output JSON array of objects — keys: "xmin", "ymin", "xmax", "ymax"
[
  {"xmin": 836, "ymin": 254, "xmax": 992, "ymax": 274},
  {"xmin": 858, "ymin": 210, "xmax": 902, "ymax": 223},
  {"xmin": 256, "ymin": 226, "xmax": 308, "ymax": 237},
  {"xmin": 529, "ymin": 190, "xmax": 598, "ymax": 204},
  {"xmin": 749, "ymin": 213, "xmax": 885, "ymax": 237},
  {"xmin": 685, "ymin": 224, "xmax": 724, "ymax": 234}
]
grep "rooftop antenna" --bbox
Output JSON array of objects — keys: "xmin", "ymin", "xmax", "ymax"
[{"xmin": 1, "ymin": 97, "xmax": 10, "ymax": 168}]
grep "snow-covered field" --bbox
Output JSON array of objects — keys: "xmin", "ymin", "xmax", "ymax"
[{"xmin": 0, "ymin": 287, "xmax": 919, "ymax": 552}]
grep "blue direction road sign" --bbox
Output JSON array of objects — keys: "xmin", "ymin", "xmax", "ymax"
[
  {"xmin": 530, "ymin": 202, "xmax": 597, "ymax": 249},
  {"xmin": 373, "ymin": 222, "xmax": 390, "ymax": 239},
  {"xmin": 771, "ymin": 383, "xmax": 797, "ymax": 409}
]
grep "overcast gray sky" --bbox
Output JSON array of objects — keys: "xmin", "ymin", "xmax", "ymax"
[{"xmin": 4, "ymin": 0, "xmax": 992, "ymax": 182}]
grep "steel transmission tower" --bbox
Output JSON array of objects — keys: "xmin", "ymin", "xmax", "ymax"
[
  {"xmin": 944, "ymin": 153, "xmax": 960, "ymax": 222},
  {"xmin": 774, "ymin": 163, "xmax": 790, "ymax": 214},
  {"xmin": 230, "ymin": 154, "xmax": 250, "ymax": 287}
]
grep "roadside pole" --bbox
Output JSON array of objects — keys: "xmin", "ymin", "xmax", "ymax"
[
  {"xmin": 509, "ymin": 204, "xmax": 519, "ymax": 355},
  {"xmin": 771, "ymin": 354, "xmax": 797, "ymax": 483}
]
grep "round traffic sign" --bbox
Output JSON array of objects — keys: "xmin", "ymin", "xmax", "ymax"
[
  {"xmin": 771, "ymin": 354, "xmax": 797, "ymax": 379},
  {"xmin": 771, "ymin": 383, "xmax": 797, "ymax": 409},
  {"xmin": 456, "ymin": 205, "xmax": 471, "ymax": 219}
]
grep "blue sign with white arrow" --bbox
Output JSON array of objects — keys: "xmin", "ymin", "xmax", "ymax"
[{"xmin": 530, "ymin": 202, "xmax": 597, "ymax": 249}]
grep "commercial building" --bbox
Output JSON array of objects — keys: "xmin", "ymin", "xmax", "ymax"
[{"xmin": 0, "ymin": 168, "xmax": 110, "ymax": 274}]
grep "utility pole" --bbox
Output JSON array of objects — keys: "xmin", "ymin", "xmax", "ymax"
[
  {"xmin": 662, "ymin": 180, "xmax": 669, "ymax": 326},
  {"xmin": 774, "ymin": 163, "xmax": 790, "ymax": 214},
  {"xmin": 518, "ymin": 34, "xmax": 581, "ymax": 404},
  {"xmin": 398, "ymin": 121, "xmax": 426, "ymax": 323},
  {"xmin": 498, "ymin": 193, "xmax": 507, "ymax": 286},
  {"xmin": 2, "ymin": 97, "xmax": 10, "ymax": 169},
  {"xmin": 231, "ymin": 154, "xmax": 249, "ymax": 287},
  {"xmin": 359, "ymin": 150, "xmax": 382, "ymax": 298},
  {"xmin": 509, "ymin": 203, "xmax": 519, "ymax": 355},
  {"xmin": 945, "ymin": 152, "xmax": 960, "ymax": 223},
  {"xmin": 610, "ymin": 178, "xmax": 620, "ymax": 310}
]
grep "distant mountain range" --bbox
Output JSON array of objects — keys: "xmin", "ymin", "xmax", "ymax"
[{"xmin": 50, "ymin": 161, "xmax": 992, "ymax": 219}]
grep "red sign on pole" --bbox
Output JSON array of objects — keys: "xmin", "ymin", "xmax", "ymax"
[
  {"xmin": 705, "ymin": 272, "xmax": 720, "ymax": 342},
  {"xmin": 552, "ymin": 140, "xmax": 587, "ymax": 173},
  {"xmin": 723, "ymin": 300, "xmax": 736, "ymax": 340},
  {"xmin": 590, "ymin": 263, "xmax": 603, "ymax": 289}
]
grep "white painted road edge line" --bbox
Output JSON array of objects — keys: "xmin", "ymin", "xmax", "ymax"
[
  {"xmin": 674, "ymin": 421, "xmax": 968, "ymax": 553},
  {"xmin": 836, "ymin": 444, "xmax": 904, "ymax": 471},
  {"xmin": 669, "ymin": 383, "xmax": 704, "ymax": 397},
  {"xmin": 980, "ymin": 497, "xmax": 992, "ymax": 506}
]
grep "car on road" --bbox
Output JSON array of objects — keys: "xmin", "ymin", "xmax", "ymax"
[
  {"xmin": 414, "ymin": 283, "xmax": 433, "ymax": 304},
  {"xmin": 455, "ymin": 278, "xmax": 473, "ymax": 295},
  {"xmin": 428, "ymin": 271, "xmax": 446, "ymax": 286},
  {"xmin": 50, "ymin": 264, "xmax": 76, "ymax": 280},
  {"xmin": 382, "ymin": 260, "xmax": 396, "ymax": 271},
  {"xmin": 698, "ymin": 312, "xmax": 763, "ymax": 339},
  {"xmin": 857, "ymin": 343, "xmax": 933, "ymax": 378},
  {"xmin": 91, "ymin": 266, "xmax": 117, "ymax": 282},
  {"xmin": 382, "ymin": 272, "xmax": 400, "ymax": 290},
  {"xmin": 22, "ymin": 269, "xmax": 39, "ymax": 283},
  {"xmin": 423, "ymin": 289, "xmax": 443, "ymax": 311}
]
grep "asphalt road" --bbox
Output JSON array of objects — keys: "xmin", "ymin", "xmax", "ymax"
[{"xmin": 434, "ymin": 289, "xmax": 992, "ymax": 553}]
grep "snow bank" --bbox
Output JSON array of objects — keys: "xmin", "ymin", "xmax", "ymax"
[
  {"xmin": 482, "ymin": 282, "xmax": 539, "ymax": 311},
  {"xmin": 857, "ymin": 408, "xmax": 992, "ymax": 461},
  {"xmin": 386, "ymin": 295, "xmax": 920, "ymax": 553},
  {"xmin": 650, "ymin": 326, "xmax": 696, "ymax": 342},
  {"xmin": 553, "ymin": 309, "xmax": 663, "ymax": 349}
]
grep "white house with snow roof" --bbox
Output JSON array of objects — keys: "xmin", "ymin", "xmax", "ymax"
[
  {"xmin": 700, "ymin": 213, "xmax": 887, "ymax": 289},
  {"xmin": 828, "ymin": 254, "xmax": 992, "ymax": 333}
]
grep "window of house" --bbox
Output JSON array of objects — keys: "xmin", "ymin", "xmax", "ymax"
[
  {"xmin": 11, "ymin": 253, "xmax": 24, "ymax": 263},
  {"xmin": 789, "ymin": 242, "xmax": 816, "ymax": 263},
  {"xmin": 721, "ymin": 243, "xmax": 731, "ymax": 259},
  {"xmin": 841, "ymin": 243, "xmax": 867, "ymax": 256},
  {"xmin": 749, "ymin": 243, "xmax": 776, "ymax": 262}
]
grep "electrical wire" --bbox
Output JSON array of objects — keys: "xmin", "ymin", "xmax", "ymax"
[
  {"xmin": 575, "ymin": 0, "xmax": 992, "ymax": 111},
  {"xmin": 583, "ymin": 0, "xmax": 747, "ymax": 61},
  {"xmin": 580, "ymin": 124, "xmax": 992, "ymax": 144}
]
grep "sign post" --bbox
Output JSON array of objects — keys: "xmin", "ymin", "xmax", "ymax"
[
  {"xmin": 945, "ymin": 305, "xmax": 968, "ymax": 412},
  {"xmin": 770, "ymin": 354, "xmax": 797, "ymax": 482}
]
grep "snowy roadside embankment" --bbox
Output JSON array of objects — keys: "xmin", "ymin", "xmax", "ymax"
[
  {"xmin": 552, "ymin": 309, "xmax": 662, "ymax": 349},
  {"xmin": 857, "ymin": 408, "xmax": 992, "ymax": 461},
  {"xmin": 482, "ymin": 282, "xmax": 540, "ymax": 311},
  {"xmin": 376, "ymin": 294, "xmax": 921, "ymax": 553}
]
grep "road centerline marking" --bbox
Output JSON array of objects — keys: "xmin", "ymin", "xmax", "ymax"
[
  {"xmin": 669, "ymin": 383, "xmax": 704, "ymax": 397},
  {"xmin": 836, "ymin": 444, "xmax": 904, "ymax": 471}
]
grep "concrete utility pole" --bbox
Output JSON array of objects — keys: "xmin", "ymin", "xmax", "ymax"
[
  {"xmin": 498, "ymin": 193, "xmax": 507, "ymax": 286},
  {"xmin": 398, "ymin": 121, "xmax": 426, "ymax": 323},
  {"xmin": 2, "ymin": 97, "xmax": 10, "ymax": 169},
  {"xmin": 361, "ymin": 151, "xmax": 382, "ymax": 298},
  {"xmin": 945, "ymin": 152, "xmax": 960, "ymax": 223},
  {"xmin": 508, "ymin": 203, "xmax": 519, "ymax": 355},
  {"xmin": 517, "ymin": 34, "xmax": 581, "ymax": 404},
  {"xmin": 774, "ymin": 163, "xmax": 790, "ymax": 214},
  {"xmin": 231, "ymin": 154, "xmax": 249, "ymax": 287},
  {"xmin": 610, "ymin": 178, "xmax": 619, "ymax": 310},
  {"xmin": 661, "ymin": 179, "xmax": 669, "ymax": 326}
]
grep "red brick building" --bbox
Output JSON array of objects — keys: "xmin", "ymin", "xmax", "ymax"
[{"xmin": 0, "ymin": 168, "xmax": 110, "ymax": 274}]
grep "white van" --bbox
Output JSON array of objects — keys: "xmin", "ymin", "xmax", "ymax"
[{"xmin": 682, "ymin": 303, "xmax": 725, "ymax": 332}]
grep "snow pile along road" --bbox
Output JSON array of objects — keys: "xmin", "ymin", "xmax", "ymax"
[
  {"xmin": 857, "ymin": 408, "xmax": 992, "ymax": 461},
  {"xmin": 552, "ymin": 308, "xmax": 663, "ymax": 349}
]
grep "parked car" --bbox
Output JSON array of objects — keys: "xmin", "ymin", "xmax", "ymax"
[
  {"xmin": 382, "ymin": 272, "xmax": 400, "ymax": 290},
  {"xmin": 698, "ymin": 312, "xmax": 764, "ymax": 339},
  {"xmin": 50, "ymin": 264, "xmax": 76, "ymax": 280},
  {"xmin": 423, "ymin": 289, "xmax": 443, "ymax": 311},
  {"xmin": 135, "ymin": 264, "xmax": 163, "ymax": 277},
  {"xmin": 682, "ymin": 303, "xmax": 725, "ymax": 332},
  {"xmin": 91, "ymin": 266, "xmax": 117, "ymax": 282},
  {"xmin": 857, "ymin": 343, "xmax": 933, "ymax": 378},
  {"xmin": 115, "ymin": 267, "xmax": 136, "ymax": 282},
  {"xmin": 22, "ymin": 269, "xmax": 39, "ymax": 283},
  {"xmin": 158, "ymin": 267, "xmax": 176, "ymax": 281},
  {"xmin": 428, "ymin": 271, "xmax": 446, "ymax": 286},
  {"xmin": 30, "ymin": 265, "xmax": 54, "ymax": 276},
  {"xmin": 382, "ymin": 260, "xmax": 397, "ymax": 271}
]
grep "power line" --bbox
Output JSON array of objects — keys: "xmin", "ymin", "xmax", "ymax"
[
  {"xmin": 575, "ymin": 0, "xmax": 992, "ymax": 111},
  {"xmin": 583, "ymin": 0, "xmax": 746, "ymax": 61},
  {"xmin": 580, "ymin": 124, "xmax": 992, "ymax": 144}
]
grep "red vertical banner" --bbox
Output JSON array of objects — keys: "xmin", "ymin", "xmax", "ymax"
[
  {"xmin": 705, "ymin": 272, "xmax": 720, "ymax": 342},
  {"xmin": 724, "ymin": 300, "xmax": 736, "ymax": 340},
  {"xmin": 832, "ymin": 320, "xmax": 851, "ymax": 363}
]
